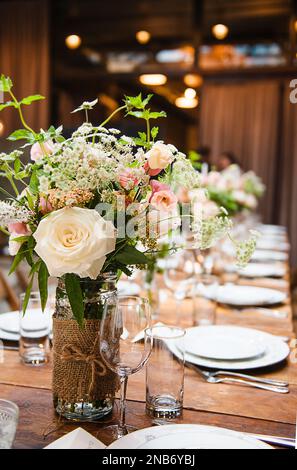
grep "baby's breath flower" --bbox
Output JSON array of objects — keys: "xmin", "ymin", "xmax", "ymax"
[{"xmin": 0, "ymin": 201, "xmax": 31, "ymax": 226}]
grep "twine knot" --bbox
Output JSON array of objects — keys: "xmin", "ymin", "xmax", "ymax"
[{"xmin": 59, "ymin": 343, "xmax": 107, "ymax": 396}]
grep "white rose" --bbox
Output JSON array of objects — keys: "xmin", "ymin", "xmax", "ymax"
[
  {"xmin": 146, "ymin": 142, "xmax": 173, "ymax": 170},
  {"xmin": 33, "ymin": 207, "xmax": 116, "ymax": 279}
]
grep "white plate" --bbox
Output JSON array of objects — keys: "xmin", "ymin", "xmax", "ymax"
[
  {"xmin": 239, "ymin": 263, "xmax": 286, "ymax": 279},
  {"xmin": 107, "ymin": 424, "xmax": 271, "ymax": 449},
  {"xmin": 252, "ymin": 250, "xmax": 288, "ymax": 262},
  {"xmin": 256, "ymin": 240, "xmax": 289, "ymax": 251},
  {"xmin": 184, "ymin": 326, "xmax": 266, "ymax": 361},
  {"xmin": 214, "ymin": 285, "xmax": 286, "ymax": 307},
  {"xmin": 258, "ymin": 224, "xmax": 286, "ymax": 233},
  {"xmin": 0, "ymin": 310, "xmax": 53, "ymax": 341},
  {"xmin": 170, "ymin": 326, "xmax": 289, "ymax": 370}
]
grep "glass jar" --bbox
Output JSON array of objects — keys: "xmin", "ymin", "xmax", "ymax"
[{"xmin": 52, "ymin": 273, "xmax": 119, "ymax": 421}]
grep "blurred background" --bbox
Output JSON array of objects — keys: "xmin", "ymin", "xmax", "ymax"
[{"xmin": 0, "ymin": 0, "xmax": 297, "ymax": 262}]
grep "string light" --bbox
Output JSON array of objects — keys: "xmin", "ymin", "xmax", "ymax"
[
  {"xmin": 184, "ymin": 74, "xmax": 203, "ymax": 88},
  {"xmin": 139, "ymin": 74, "xmax": 167, "ymax": 86},
  {"xmin": 136, "ymin": 30, "xmax": 151, "ymax": 44},
  {"xmin": 65, "ymin": 34, "xmax": 82, "ymax": 49},
  {"xmin": 175, "ymin": 96, "xmax": 198, "ymax": 109},
  {"xmin": 184, "ymin": 88, "xmax": 197, "ymax": 99},
  {"xmin": 212, "ymin": 24, "xmax": 229, "ymax": 40}
]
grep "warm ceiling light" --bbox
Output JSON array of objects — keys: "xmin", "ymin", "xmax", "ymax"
[
  {"xmin": 136, "ymin": 30, "xmax": 151, "ymax": 44},
  {"xmin": 175, "ymin": 96, "xmax": 198, "ymax": 109},
  {"xmin": 294, "ymin": 20, "xmax": 297, "ymax": 32},
  {"xmin": 184, "ymin": 88, "xmax": 196, "ymax": 99},
  {"xmin": 184, "ymin": 74, "xmax": 203, "ymax": 88},
  {"xmin": 139, "ymin": 74, "xmax": 167, "ymax": 86},
  {"xmin": 65, "ymin": 34, "xmax": 82, "ymax": 49},
  {"xmin": 0, "ymin": 120, "xmax": 4, "ymax": 136},
  {"xmin": 212, "ymin": 23, "xmax": 229, "ymax": 40}
]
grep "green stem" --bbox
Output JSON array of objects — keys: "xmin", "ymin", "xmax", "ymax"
[
  {"xmin": 7, "ymin": 175, "xmax": 19, "ymax": 196},
  {"xmin": 99, "ymin": 105, "xmax": 126, "ymax": 128},
  {"xmin": 9, "ymin": 90, "xmax": 37, "ymax": 137},
  {"xmin": 146, "ymin": 118, "xmax": 150, "ymax": 144},
  {"xmin": 85, "ymin": 109, "xmax": 89, "ymax": 123},
  {"xmin": 92, "ymin": 104, "xmax": 126, "ymax": 144}
]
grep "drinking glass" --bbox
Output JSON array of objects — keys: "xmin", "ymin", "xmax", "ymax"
[
  {"xmin": 145, "ymin": 325, "xmax": 185, "ymax": 419},
  {"xmin": 19, "ymin": 292, "xmax": 51, "ymax": 365},
  {"xmin": 193, "ymin": 274, "xmax": 219, "ymax": 326},
  {"xmin": 0, "ymin": 400, "xmax": 19, "ymax": 449},
  {"xmin": 100, "ymin": 295, "xmax": 152, "ymax": 439},
  {"xmin": 164, "ymin": 250, "xmax": 196, "ymax": 324}
]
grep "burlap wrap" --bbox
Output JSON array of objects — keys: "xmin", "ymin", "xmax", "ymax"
[{"xmin": 52, "ymin": 318, "xmax": 120, "ymax": 403}]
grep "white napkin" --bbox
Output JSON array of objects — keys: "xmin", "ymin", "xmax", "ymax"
[{"xmin": 44, "ymin": 428, "xmax": 106, "ymax": 449}]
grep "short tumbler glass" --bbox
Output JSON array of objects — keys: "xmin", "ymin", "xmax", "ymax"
[
  {"xmin": 193, "ymin": 274, "xmax": 219, "ymax": 326},
  {"xmin": 19, "ymin": 292, "xmax": 51, "ymax": 366},
  {"xmin": 145, "ymin": 325, "xmax": 185, "ymax": 419},
  {"xmin": 0, "ymin": 400, "xmax": 19, "ymax": 449}
]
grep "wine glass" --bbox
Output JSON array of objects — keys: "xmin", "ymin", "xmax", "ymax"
[
  {"xmin": 163, "ymin": 249, "xmax": 196, "ymax": 324},
  {"xmin": 100, "ymin": 295, "xmax": 152, "ymax": 439}
]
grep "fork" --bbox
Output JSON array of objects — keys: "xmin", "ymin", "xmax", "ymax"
[{"xmin": 186, "ymin": 362, "xmax": 289, "ymax": 392}]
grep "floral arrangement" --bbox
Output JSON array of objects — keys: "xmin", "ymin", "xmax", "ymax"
[
  {"xmin": 0, "ymin": 75, "xmax": 256, "ymax": 324},
  {"xmin": 200, "ymin": 165, "xmax": 265, "ymax": 215}
]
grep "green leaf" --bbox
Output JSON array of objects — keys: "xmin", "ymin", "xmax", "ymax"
[
  {"xmin": 21, "ymin": 95, "xmax": 45, "ymax": 105},
  {"xmin": 151, "ymin": 126, "xmax": 159, "ymax": 139},
  {"xmin": 142, "ymin": 94, "xmax": 153, "ymax": 108},
  {"xmin": 127, "ymin": 110, "xmax": 145, "ymax": 119},
  {"xmin": 0, "ymin": 101, "xmax": 18, "ymax": 111},
  {"xmin": 0, "ymin": 75, "xmax": 13, "ymax": 92},
  {"xmin": 22, "ymin": 274, "xmax": 35, "ymax": 315},
  {"xmin": 14, "ymin": 158, "xmax": 21, "ymax": 173},
  {"xmin": 65, "ymin": 273, "xmax": 84, "ymax": 328},
  {"xmin": 138, "ymin": 131, "xmax": 147, "ymax": 141},
  {"xmin": 38, "ymin": 261, "xmax": 49, "ymax": 311},
  {"xmin": 148, "ymin": 111, "xmax": 167, "ymax": 119},
  {"xmin": 115, "ymin": 244, "xmax": 149, "ymax": 266},
  {"xmin": 8, "ymin": 129, "xmax": 34, "ymax": 142},
  {"xmin": 29, "ymin": 170, "xmax": 39, "ymax": 194},
  {"xmin": 9, "ymin": 243, "xmax": 28, "ymax": 275}
]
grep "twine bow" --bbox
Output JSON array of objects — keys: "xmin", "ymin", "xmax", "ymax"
[{"xmin": 59, "ymin": 342, "xmax": 107, "ymax": 397}]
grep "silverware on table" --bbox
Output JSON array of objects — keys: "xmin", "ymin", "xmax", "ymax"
[
  {"xmin": 185, "ymin": 362, "xmax": 289, "ymax": 393},
  {"xmin": 152, "ymin": 419, "xmax": 295, "ymax": 448},
  {"xmin": 235, "ymin": 307, "xmax": 288, "ymax": 319}
]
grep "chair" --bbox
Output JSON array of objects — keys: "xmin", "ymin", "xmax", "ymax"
[{"xmin": 0, "ymin": 266, "xmax": 19, "ymax": 311}]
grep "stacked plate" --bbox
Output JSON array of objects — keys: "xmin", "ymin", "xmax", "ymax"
[
  {"xmin": 209, "ymin": 285, "xmax": 287, "ymax": 307},
  {"xmin": 239, "ymin": 263, "xmax": 286, "ymax": 278},
  {"xmin": 169, "ymin": 325, "xmax": 290, "ymax": 370},
  {"xmin": 0, "ymin": 310, "xmax": 53, "ymax": 341}
]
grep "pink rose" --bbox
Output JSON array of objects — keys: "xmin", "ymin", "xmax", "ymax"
[
  {"xmin": 39, "ymin": 196, "xmax": 53, "ymax": 214},
  {"xmin": 144, "ymin": 161, "xmax": 161, "ymax": 176},
  {"xmin": 7, "ymin": 222, "xmax": 30, "ymax": 235},
  {"xmin": 150, "ymin": 189, "xmax": 178, "ymax": 212},
  {"xmin": 150, "ymin": 180, "xmax": 170, "ymax": 195},
  {"xmin": 30, "ymin": 141, "xmax": 54, "ymax": 162},
  {"xmin": 119, "ymin": 168, "xmax": 140, "ymax": 190}
]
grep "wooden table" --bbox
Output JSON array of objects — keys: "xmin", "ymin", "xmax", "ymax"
[{"xmin": 0, "ymin": 267, "xmax": 296, "ymax": 448}]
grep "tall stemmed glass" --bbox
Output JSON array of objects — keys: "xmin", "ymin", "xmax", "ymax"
[
  {"xmin": 164, "ymin": 250, "xmax": 196, "ymax": 324},
  {"xmin": 100, "ymin": 295, "xmax": 152, "ymax": 439}
]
